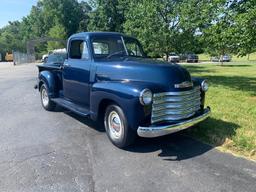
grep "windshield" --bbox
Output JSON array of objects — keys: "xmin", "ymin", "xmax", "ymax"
[
  {"xmin": 92, "ymin": 36, "xmax": 145, "ymax": 60},
  {"xmin": 169, "ymin": 53, "xmax": 177, "ymax": 56},
  {"xmin": 123, "ymin": 37, "xmax": 144, "ymax": 57}
]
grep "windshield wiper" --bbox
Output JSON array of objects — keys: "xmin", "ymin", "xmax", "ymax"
[{"xmin": 107, "ymin": 50, "xmax": 126, "ymax": 59}]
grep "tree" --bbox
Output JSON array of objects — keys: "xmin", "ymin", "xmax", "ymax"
[
  {"xmin": 0, "ymin": 21, "xmax": 25, "ymax": 53},
  {"xmin": 124, "ymin": 0, "xmax": 218, "ymax": 58},
  {"xmin": 229, "ymin": 0, "xmax": 256, "ymax": 58},
  {"xmin": 0, "ymin": 0, "xmax": 92, "ymax": 57},
  {"xmin": 47, "ymin": 24, "xmax": 67, "ymax": 50},
  {"xmin": 88, "ymin": 0, "xmax": 126, "ymax": 32},
  {"xmin": 202, "ymin": 14, "xmax": 235, "ymax": 61},
  {"xmin": 201, "ymin": 0, "xmax": 256, "ymax": 61},
  {"xmin": 78, "ymin": 1, "xmax": 92, "ymax": 32}
]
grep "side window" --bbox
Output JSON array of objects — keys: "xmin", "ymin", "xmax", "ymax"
[{"xmin": 69, "ymin": 40, "xmax": 89, "ymax": 60}]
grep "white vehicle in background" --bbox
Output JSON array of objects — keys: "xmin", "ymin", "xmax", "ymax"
[
  {"xmin": 41, "ymin": 53, "xmax": 50, "ymax": 63},
  {"xmin": 211, "ymin": 54, "xmax": 231, "ymax": 62},
  {"xmin": 41, "ymin": 49, "xmax": 66, "ymax": 63},
  {"xmin": 220, "ymin": 54, "xmax": 231, "ymax": 62},
  {"xmin": 168, "ymin": 52, "xmax": 180, "ymax": 63}
]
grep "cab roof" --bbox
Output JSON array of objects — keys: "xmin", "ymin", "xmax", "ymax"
[{"xmin": 69, "ymin": 32, "xmax": 125, "ymax": 39}]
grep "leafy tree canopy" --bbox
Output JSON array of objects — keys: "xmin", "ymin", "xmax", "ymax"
[{"xmin": 0, "ymin": 0, "xmax": 256, "ymax": 60}]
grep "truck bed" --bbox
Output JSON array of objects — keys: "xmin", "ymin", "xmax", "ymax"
[
  {"xmin": 37, "ymin": 63, "xmax": 63, "ymax": 93},
  {"xmin": 37, "ymin": 63, "xmax": 62, "ymax": 72}
]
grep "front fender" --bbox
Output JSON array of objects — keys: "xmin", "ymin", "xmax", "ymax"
[
  {"xmin": 192, "ymin": 77, "xmax": 205, "ymax": 87},
  {"xmin": 90, "ymin": 81, "xmax": 154, "ymax": 130},
  {"xmin": 192, "ymin": 77, "xmax": 206, "ymax": 109},
  {"xmin": 38, "ymin": 71, "xmax": 56, "ymax": 97}
]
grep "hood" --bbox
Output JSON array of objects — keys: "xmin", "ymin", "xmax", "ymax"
[{"xmin": 95, "ymin": 57, "xmax": 192, "ymax": 92}]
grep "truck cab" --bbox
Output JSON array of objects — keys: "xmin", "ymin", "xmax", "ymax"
[{"xmin": 36, "ymin": 32, "xmax": 210, "ymax": 148}]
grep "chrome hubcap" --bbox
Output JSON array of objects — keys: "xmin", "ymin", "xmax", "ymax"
[
  {"xmin": 41, "ymin": 88, "xmax": 49, "ymax": 107},
  {"xmin": 108, "ymin": 111, "xmax": 123, "ymax": 139}
]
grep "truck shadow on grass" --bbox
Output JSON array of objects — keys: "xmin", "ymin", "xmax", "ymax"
[
  {"xmin": 201, "ymin": 75, "xmax": 256, "ymax": 96},
  {"xmin": 126, "ymin": 117, "xmax": 239, "ymax": 161},
  {"xmin": 184, "ymin": 66, "xmax": 256, "ymax": 96},
  {"xmin": 184, "ymin": 64, "xmax": 252, "ymax": 73},
  {"xmin": 184, "ymin": 65, "xmax": 216, "ymax": 73}
]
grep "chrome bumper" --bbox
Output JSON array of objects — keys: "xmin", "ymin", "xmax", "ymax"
[{"xmin": 137, "ymin": 107, "xmax": 211, "ymax": 138}]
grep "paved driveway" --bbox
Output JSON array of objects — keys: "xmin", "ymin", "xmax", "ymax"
[{"xmin": 0, "ymin": 62, "xmax": 255, "ymax": 192}]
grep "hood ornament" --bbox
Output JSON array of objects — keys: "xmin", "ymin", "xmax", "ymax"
[{"xmin": 174, "ymin": 81, "xmax": 193, "ymax": 88}]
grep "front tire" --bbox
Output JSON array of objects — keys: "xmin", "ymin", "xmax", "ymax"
[
  {"xmin": 40, "ymin": 84, "xmax": 56, "ymax": 111},
  {"xmin": 104, "ymin": 104, "xmax": 136, "ymax": 148}
]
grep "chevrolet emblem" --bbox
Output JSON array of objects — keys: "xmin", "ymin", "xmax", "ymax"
[{"xmin": 174, "ymin": 81, "xmax": 193, "ymax": 88}]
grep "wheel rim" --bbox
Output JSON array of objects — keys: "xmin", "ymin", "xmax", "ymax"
[
  {"xmin": 108, "ymin": 111, "xmax": 123, "ymax": 140},
  {"xmin": 41, "ymin": 87, "xmax": 49, "ymax": 107}
]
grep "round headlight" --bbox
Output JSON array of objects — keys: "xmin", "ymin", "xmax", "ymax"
[
  {"xmin": 201, "ymin": 80, "xmax": 209, "ymax": 92},
  {"xmin": 140, "ymin": 89, "xmax": 153, "ymax": 105}
]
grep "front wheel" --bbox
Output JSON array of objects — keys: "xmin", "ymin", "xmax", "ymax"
[
  {"xmin": 104, "ymin": 105, "xmax": 136, "ymax": 148},
  {"xmin": 40, "ymin": 84, "xmax": 56, "ymax": 111}
]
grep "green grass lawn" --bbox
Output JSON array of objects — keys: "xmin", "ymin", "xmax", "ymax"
[
  {"xmin": 182, "ymin": 62, "xmax": 256, "ymax": 160},
  {"xmin": 198, "ymin": 52, "xmax": 256, "ymax": 62}
]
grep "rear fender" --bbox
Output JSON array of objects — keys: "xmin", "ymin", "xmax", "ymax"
[{"xmin": 38, "ymin": 71, "xmax": 56, "ymax": 97}]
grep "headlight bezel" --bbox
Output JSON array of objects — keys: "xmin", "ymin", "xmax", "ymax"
[
  {"xmin": 201, "ymin": 80, "xmax": 209, "ymax": 92},
  {"xmin": 139, "ymin": 89, "xmax": 153, "ymax": 105}
]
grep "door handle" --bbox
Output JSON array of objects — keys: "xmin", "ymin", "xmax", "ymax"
[{"xmin": 63, "ymin": 63, "xmax": 71, "ymax": 67}]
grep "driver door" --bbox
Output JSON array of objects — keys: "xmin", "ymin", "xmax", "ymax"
[{"xmin": 62, "ymin": 38, "xmax": 91, "ymax": 106}]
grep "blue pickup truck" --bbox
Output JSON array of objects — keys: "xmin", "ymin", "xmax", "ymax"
[{"xmin": 36, "ymin": 32, "xmax": 210, "ymax": 148}]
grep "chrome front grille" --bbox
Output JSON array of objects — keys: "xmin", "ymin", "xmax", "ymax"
[{"xmin": 151, "ymin": 87, "xmax": 201, "ymax": 124}]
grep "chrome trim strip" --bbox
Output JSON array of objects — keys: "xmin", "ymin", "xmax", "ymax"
[
  {"xmin": 138, "ymin": 107, "xmax": 211, "ymax": 138},
  {"xmin": 154, "ymin": 86, "xmax": 200, "ymax": 97},
  {"xmin": 154, "ymin": 92, "xmax": 201, "ymax": 100},
  {"xmin": 152, "ymin": 101, "xmax": 201, "ymax": 111},
  {"xmin": 151, "ymin": 87, "xmax": 201, "ymax": 124},
  {"xmin": 174, "ymin": 81, "xmax": 193, "ymax": 88},
  {"xmin": 153, "ymin": 95, "xmax": 201, "ymax": 104},
  {"xmin": 152, "ymin": 105, "xmax": 200, "ymax": 117},
  {"xmin": 151, "ymin": 112, "xmax": 196, "ymax": 123}
]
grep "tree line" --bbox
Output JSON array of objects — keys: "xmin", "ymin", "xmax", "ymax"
[{"xmin": 0, "ymin": 0, "xmax": 255, "ymax": 59}]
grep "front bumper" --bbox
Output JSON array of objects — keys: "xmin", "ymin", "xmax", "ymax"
[{"xmin": 137, "ymin": 107, "xmax": 211, "ymax": 138}]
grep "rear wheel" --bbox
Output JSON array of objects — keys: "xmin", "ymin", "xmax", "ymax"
[
  {"xmin": 104, "ymin": 104, "xmax": 136, "ymax": 148},
  {"xmin": 40, "ymin": 84, "xmax": 56, "ymax": 111}
]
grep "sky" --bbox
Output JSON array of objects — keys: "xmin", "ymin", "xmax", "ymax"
[{"xmin": 0, "ymin": 0, "xmax": 38, "ymax": 28}]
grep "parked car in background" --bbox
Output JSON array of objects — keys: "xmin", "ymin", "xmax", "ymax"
[
  {"xmin": 211, "ymin": 54, "xmax": 231, "ymax": 62},
  {"xmin": 220, "ymin": 54, "xmax": 231, "ymax": 62},
  {"xmin": 180, "ymin": 52, "xmax": 199, "ymax": 63},
  {"xmin": 41, "ymin": 53, "xmax": 51, "ymax": 63},
  {"xmin": 186, "ymin": 53, "xmax": 199, "ymax": 63},
  {"xmin": 44, "ymin": 52, "xmax": 67, "ymax": 65},
  {"xmin": 5, "ymin": 53, "xmax": 13, "ymax": 62},
  {"xmin": 41, "ymin": 49, "xmax": 66, "ymax": 63},
  {"xmin": 35, "ymin": 32, "xmax": 211, "ymax": 148},
  {"xmin": 211, "ymin": 56, "xmax": 219, "ymax": 62},
  {"xmin": 168, "ymin": 52, "xmax": 180, "ymax": 63}
]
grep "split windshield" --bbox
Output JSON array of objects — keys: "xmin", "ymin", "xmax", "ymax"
[{"xmin": 92, "ymin": 36, "xmax": 145, "ymax": 59}]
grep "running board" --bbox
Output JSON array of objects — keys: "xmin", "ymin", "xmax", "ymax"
[{"xmin": 52, "ymin": 98, "xmax": 90, "ymax": 117}]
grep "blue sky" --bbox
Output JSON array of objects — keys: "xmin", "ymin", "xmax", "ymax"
[{"xmin": 0, "ymin": 0, "xmax": 38, "ymax": 28}]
